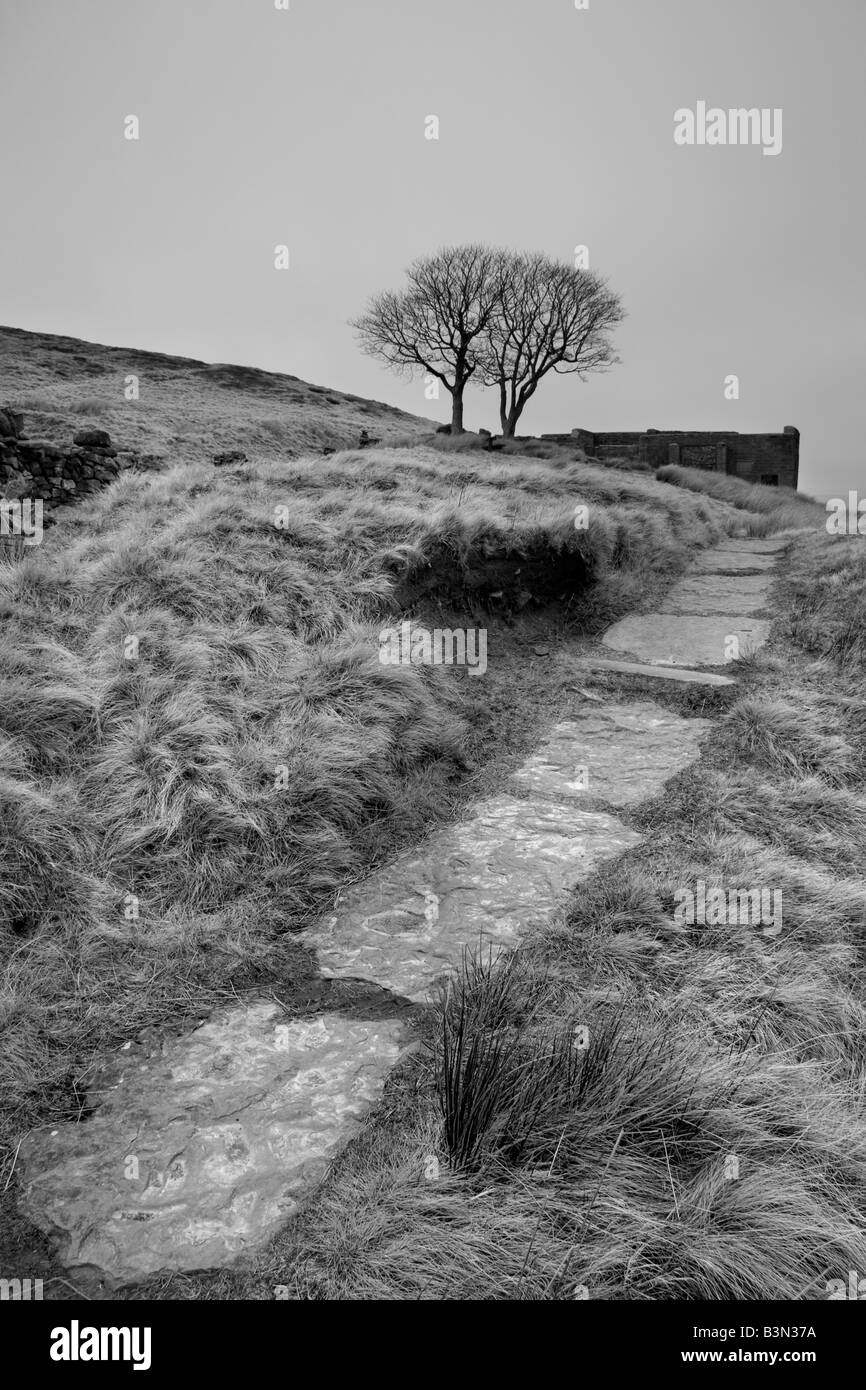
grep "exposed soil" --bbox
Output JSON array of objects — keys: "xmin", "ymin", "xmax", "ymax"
[{"xmin": 393, "ymin": 538, "xmax": 594, "ymax": 614}]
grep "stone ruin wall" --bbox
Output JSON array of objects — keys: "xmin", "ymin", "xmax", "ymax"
[
  {"xmin": 0, "ymin": 407, "xmax": 144, "ymax": 513},
  {"xmin": 544, "ymin": 425, "xmax": 800, "ymax": 488}
]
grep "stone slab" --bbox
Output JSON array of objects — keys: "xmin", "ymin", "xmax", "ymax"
[
  {"xmin": 18, "ymin": 1006, "xmax": 410, "ymax": 1284},
  {"xmin": 306, "ymin": 795, "xmax": 641, "ymax": 1001},
  {"xmin": 511, "ymin": 703, "xmax": 711, "ymax": 807},
  {"xmin": 576, "ymin": 656, "xmax": 735, "ymax": 686},
  {"xmin": 716, "ymin": 534, "xmax": 795, "ymax": 553},
  {"xmin": 658, "ymin": 573, "xmax": 773, "ymax": 616},
  {"xmin": 695, "ymin": 551, "xmax": 776, "ymax": 574},
  {"xmin": 601, "ymin": 614, "xmax": 771, "ymax": 668}
]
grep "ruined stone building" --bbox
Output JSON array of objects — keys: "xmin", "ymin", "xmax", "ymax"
[{"xmin": 541, "ymin": 425, "xmax": 800, "ymax": 488}]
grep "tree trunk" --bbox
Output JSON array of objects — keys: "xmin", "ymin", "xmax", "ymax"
[
  {"xmin": 501, "ymin": 408, "xmax": 520, "ymax": 438},
  {"xmin": 500, "ymin": 382, "xmax": 522, "ymax": 437},
  {"xmin": 450, "ymin": 392, "xmax": 465, "ymax": 434}
]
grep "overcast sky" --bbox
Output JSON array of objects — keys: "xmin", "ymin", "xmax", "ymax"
[{"xmin": 1, "ymin": 0, "xmax": 863, "ymax": 495}]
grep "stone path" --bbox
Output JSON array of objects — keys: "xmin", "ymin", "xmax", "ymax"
[
  {"xmin": 658, "ymin": 572, "xmax": 772, "ymax": 616},
  {"xmin": 601, "ymin": 612, "xmax": 772, "ymax": 667},
  {"xmin": 510, "ymin": 702, "xmax": 711, "ymax": 808},
  {"xmin": 17, "ymin": 533, "xmax": 790, "ymax": 1286},
  {"xmin": 601, "ymin": 536, "xmax": 782, "ymax": 668},
  {"xmin": 307, "ymin": 797, "xmax": 640, "ymax": 1002},
  {"xmin": 576, "ymin": 656, "xmax": 735, "ymax": 686},
  {"xmin": 19, "ymin": 1010, "xmax": 409, "ymax": 1282}
]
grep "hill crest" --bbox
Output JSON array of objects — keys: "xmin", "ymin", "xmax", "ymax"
[{"xmin": 0, "ymin": 324, "xmax": 433, "ymax": 463}]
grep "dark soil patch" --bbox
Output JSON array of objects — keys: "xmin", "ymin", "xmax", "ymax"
[{"xmin": 393, "ymin": 538, "xmax": 594, "ymax": 614}]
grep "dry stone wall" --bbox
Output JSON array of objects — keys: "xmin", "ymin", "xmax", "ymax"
[{"xmin": 0, "ymin": 408, "xmax": 141, "ymax": 511}]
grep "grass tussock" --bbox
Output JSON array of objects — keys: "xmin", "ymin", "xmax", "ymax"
[
  {"xmin": 384, "ymin": 429, "xmax": 593, "ymax": 465},
  {"xmin": 655, "ymin": 462, "xmax": 824, "ymax": 535},
  {"xmin": 784, "ymin": 534, "xmax": 866, "ymax": 671}
]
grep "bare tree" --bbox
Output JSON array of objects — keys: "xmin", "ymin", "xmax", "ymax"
[
  {"xmin": 351, "ymin": 244, "xmax": 504, "ymax": 434},
  {"xmin": 480, "ymin": 253, "xmax": 624, "ymax": 438}
]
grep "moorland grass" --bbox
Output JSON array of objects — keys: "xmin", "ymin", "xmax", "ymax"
[
  {"xmin": 0, "ymin": 444, "xmax": 747, "ymax": 1217},
  {"xmin": 0, "ymin": 324, "xmax": 429, "ymax": 462},
  {"xmin": 0, "ymin": 384, "xmax": 840, "ymax": 1298},
  {"xmin": 231, "ymin": 530, "xmax": 866, "ymax": 1302},
  {"xmin": 656, "ymin": 462, "xmax": 824, "ymax": 536}
]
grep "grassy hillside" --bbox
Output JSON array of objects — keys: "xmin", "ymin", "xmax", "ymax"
[
  {"xmin": 0, "ymin": 326, "xmax": 836, "ymax": 1298},
  {"xmin": 216, "ymin": 530, "xmax": 866, "ymax": 1303},
  {"xmin": 0, "ymin": 324, "xmax": 432, "ymax": 460},
  {"xmin": 656, "ymin": 461, "xmax": 822, "ymax": 534},
  {"xmin": 0, "ymin": 425, "xmax": 752, "ymax": 1227}
]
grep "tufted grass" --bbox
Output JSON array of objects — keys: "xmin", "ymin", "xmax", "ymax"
[
  {"xmin": 0, "ymin": 434, "xmax": 752, "ymax": 1258},
  {"xmin": 0, "ymin": 324, "xmax": 841, "ymax": 1301}
]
